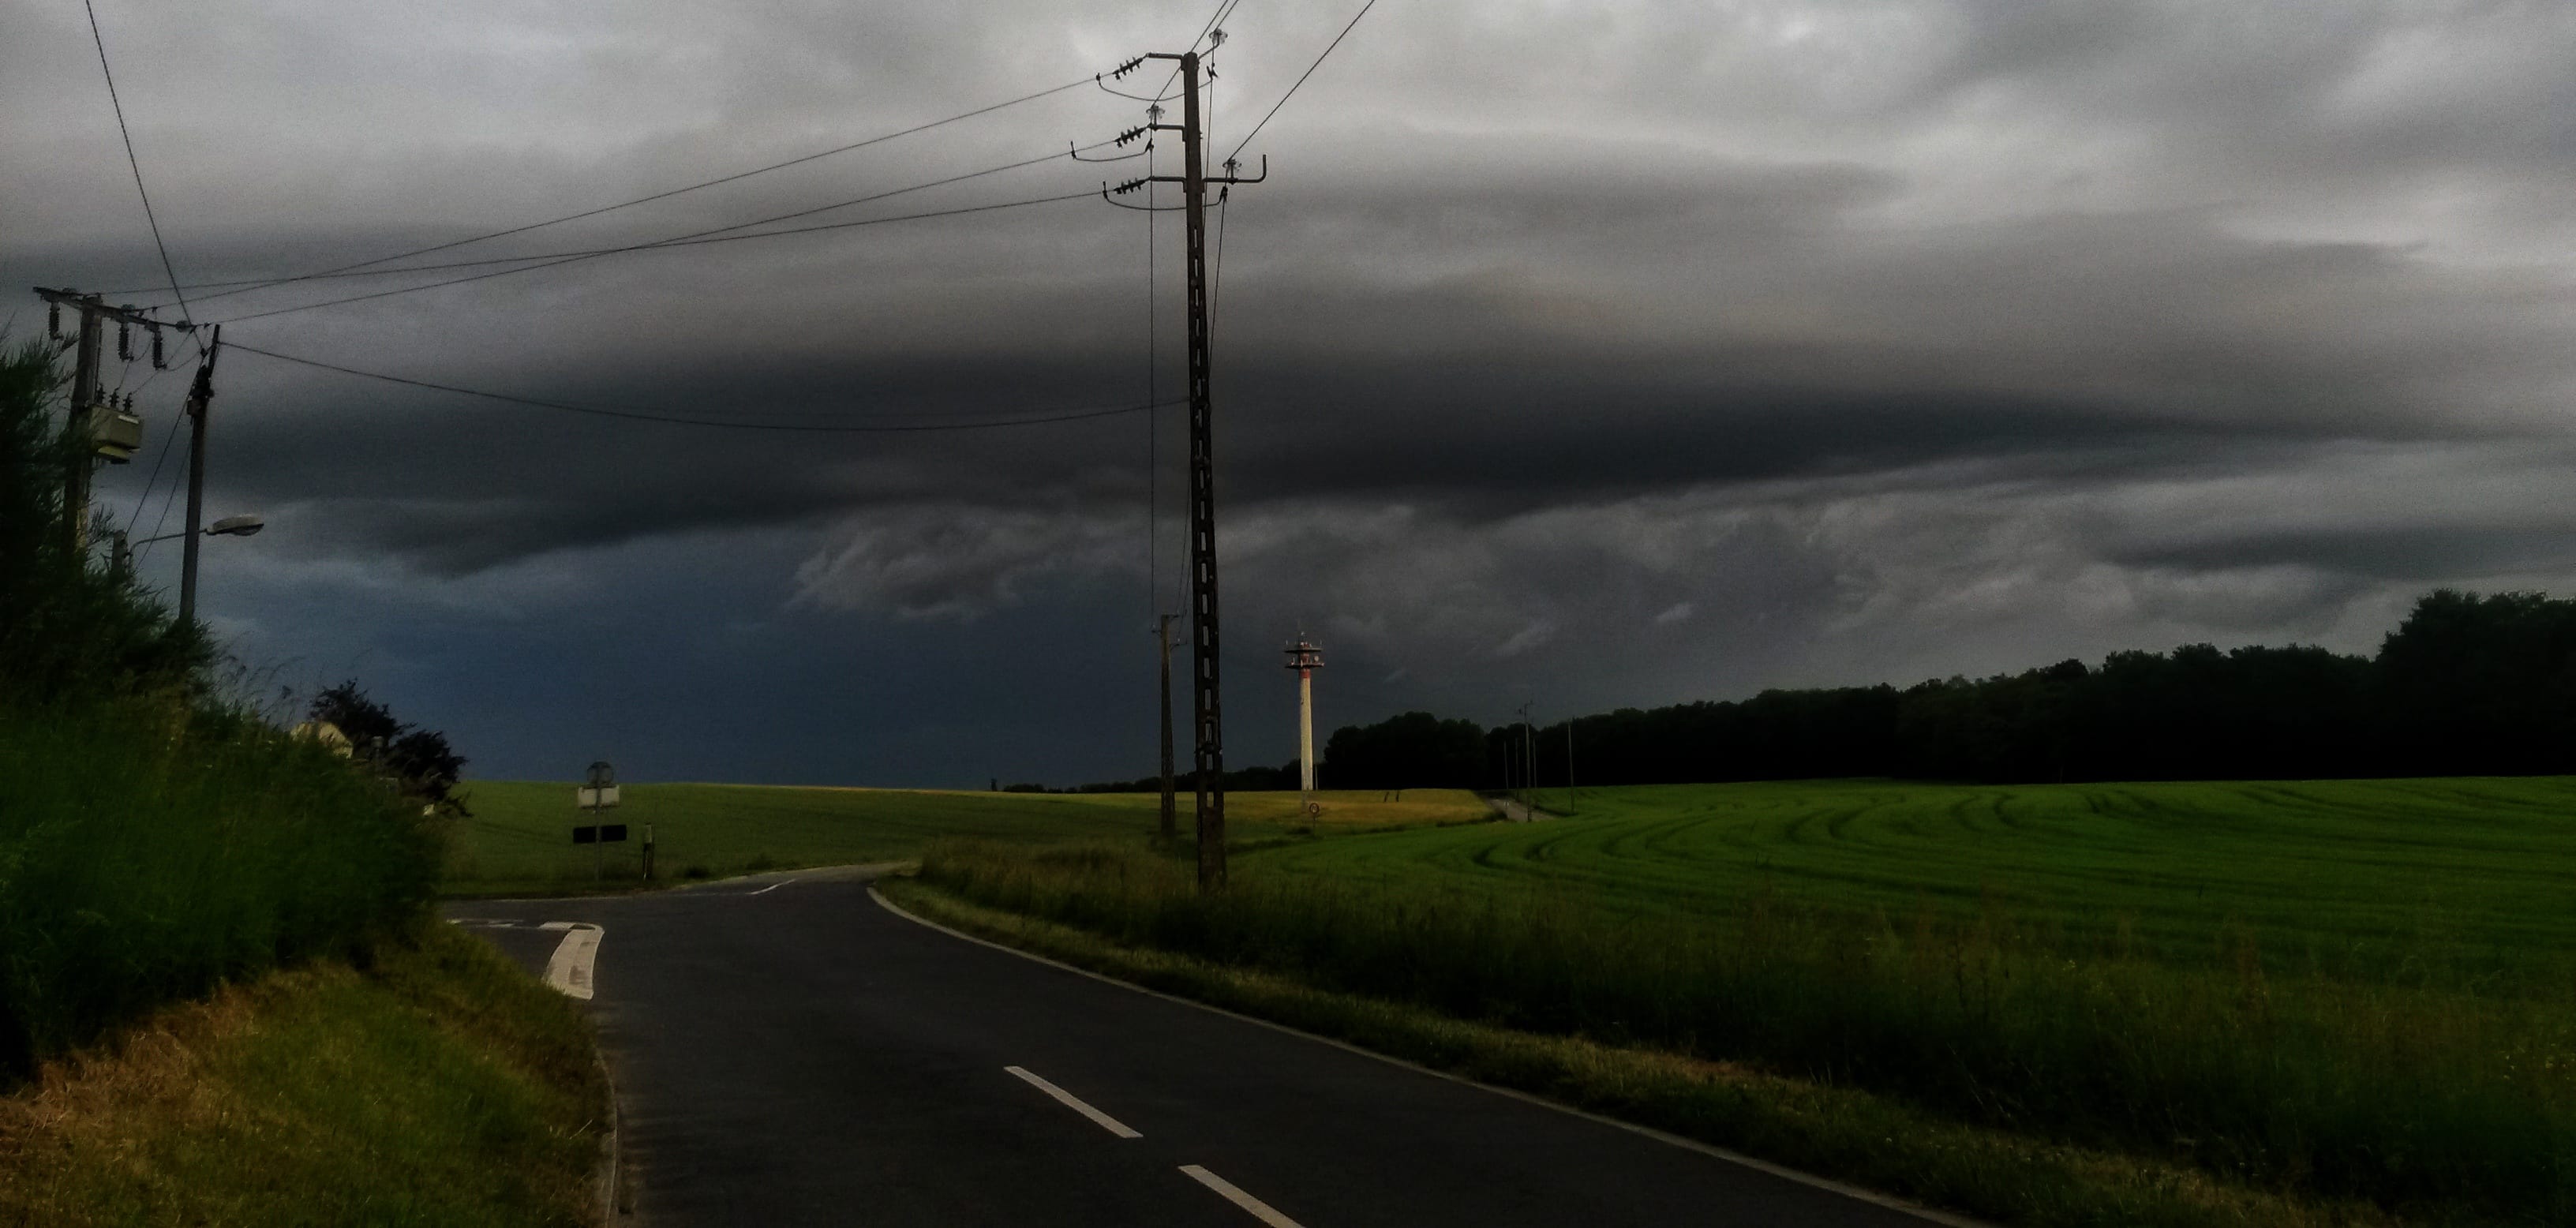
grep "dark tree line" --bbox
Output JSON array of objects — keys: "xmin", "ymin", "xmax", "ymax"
[{"xmin": 1307, "ymin": 590, "xmax": 2576, "ymax": 788}]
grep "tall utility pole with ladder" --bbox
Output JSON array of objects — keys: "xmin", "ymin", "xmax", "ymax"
[{"xmin": 1108, "ymin": 50, "xmax": 1267, "ymax": 890}]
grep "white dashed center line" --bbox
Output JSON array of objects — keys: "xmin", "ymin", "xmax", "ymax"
[
  {"xmin": 1003, "ymin": 1065, "xmax": 1142, "ymax": 1139},
  {"xmin": 1179, "ymin": 1165, "xmax": 1307, "ymax": 1227}
]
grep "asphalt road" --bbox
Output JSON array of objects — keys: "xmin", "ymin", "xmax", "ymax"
[{"xmin": 445, "ymin": 870, "xmax": 1961, "ymax": 1228}]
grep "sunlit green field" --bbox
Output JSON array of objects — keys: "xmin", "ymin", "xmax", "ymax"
[
  {"xmin": 1252, "ymin": 778, "xmax": 2576, "ymax": 979},
  {"xmin": 444, "ymin": 781, "xmax": 1485, "ymax": 896}
]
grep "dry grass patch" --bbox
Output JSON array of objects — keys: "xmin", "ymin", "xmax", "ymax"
[{"xmin": 0, "ymin": 924, "xmax": 605, "ymax": 1228}]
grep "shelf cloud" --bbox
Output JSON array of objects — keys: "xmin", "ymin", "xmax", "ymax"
[{"xmin": 7, "ymin": 0, "xmax": 2574, "ymax": 781}]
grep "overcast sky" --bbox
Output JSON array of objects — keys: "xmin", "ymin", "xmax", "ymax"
[{"xmin": 7, "ymin": 1, "xmax": 2574, "ymax": 785}]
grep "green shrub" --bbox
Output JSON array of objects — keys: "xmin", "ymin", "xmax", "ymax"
[{"xmin": 0, "ymin": 698, "xmax": 443, "ymax": 1076}]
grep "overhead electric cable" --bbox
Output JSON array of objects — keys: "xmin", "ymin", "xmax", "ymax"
[
  {"xmin": 1228, "ymin": 0, "xmax": 1375, "ymax": 161},
  {"xmin": 208, "ymin": 189, "xmax": 1097, "ymax": 325},
  {"xmin": 128, "ymin": 394, "xmax": 182, "ymax": 524},
  {"xmin": 83, "ymin": 0, "xmax": 203, "ymax": 354},
  {"xmin": 228, "ymin": 341, "xmax": 1178, "ymax": 433},
  {"xmin": 1211, "ymin": 192, "xmax": 1230, "ymax": 326},
  {"xmin": 125, "ymin": 76, "xmax": 1099, "ymax": 307},
  {"xmin": 1141, "ymin": 0, "xmax": 1241, "ymax": 101},
  {"xmin": 132, "ymin": 410, "xmax": 190, "ymax": 564},
  {"xmin": 172, "ymin": 142, "xmax": 1118, "ymax": 298}
]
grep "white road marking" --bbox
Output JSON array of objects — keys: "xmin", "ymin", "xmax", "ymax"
[
  {"xmin": 747, "ymin": 878, "xmax": 796, "ymax": 896},
  {"xmin": 1180, "ymin": 1166, "xmax": 1306, "ymax": 1228},
  {"xmin": 1003, "ymin": 1065, "xmax": 1142, "ymax": 1138},
  {"xmin": 543, "ymin": 923, "xmax": 604, "ymax": 1001},
  {"xmin": 538, "ymin": 920, "xmax": 576, "ymax": 930},
  {"xmin": 871, "ymin": 886, "xmax": 1988, "ymax": 1228}
]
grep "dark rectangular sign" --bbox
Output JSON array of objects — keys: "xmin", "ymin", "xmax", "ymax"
[{"xmin": 571, "ymin": 824, "xmax": 630, "ymax": 844}]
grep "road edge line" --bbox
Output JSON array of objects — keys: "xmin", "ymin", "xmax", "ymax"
[
  {"xmin": 593, "ymin": 1043, "xmax": 624, "ymax": 1220},
  {"xmin": 867, "ymin": 885, "xmax": 1987, "ymax": 1228}
]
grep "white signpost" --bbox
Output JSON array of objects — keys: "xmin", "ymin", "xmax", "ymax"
[{"xmin": 575, "ymin": 761, "xmax": 621, "ymax": 881}]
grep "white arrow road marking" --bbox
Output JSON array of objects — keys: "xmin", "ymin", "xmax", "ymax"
[
  {"xmin": 1003, "ymin": 1065, "xmax": 1143, "ymax": 1138},
  {"xmin": 1179, "ymin": 1166, "xmax": 1307, "ymax": 1228},
  {"xmin": 543, "ymin": 923, "xmax": 603, "ymax": 1001}
]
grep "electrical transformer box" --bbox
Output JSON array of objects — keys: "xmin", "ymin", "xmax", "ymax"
[{"xmin": 88, "ymin": 402, "xmax": 142, "ymax": 463}]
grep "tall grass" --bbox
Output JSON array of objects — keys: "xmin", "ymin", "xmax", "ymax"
[
  {"xmin": 920, "ymin": 841, "xmax": 2576, "ymax": 1221},
  {"xmin": 0, "ymin": 698, "xmax": 441, "ymax": 1076}
]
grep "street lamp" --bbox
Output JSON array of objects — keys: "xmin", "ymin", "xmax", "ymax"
[
  {"xmin": 110, "ymin": 514, "xmax": 264, "ymax": 624},
  {"xmin": 129, "ymin": 513, "xmax": 263, "ymax": 547}
]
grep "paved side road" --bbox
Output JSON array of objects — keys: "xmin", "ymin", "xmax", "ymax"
[{"xmin": 446, "ymin": 872, "xmax": 1964, "ymax": 1228}]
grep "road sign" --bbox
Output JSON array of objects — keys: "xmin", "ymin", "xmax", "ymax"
[
  {"xmin": 571, "ymin": 823, "xmax": 629, "ymax": 844},
  {"xmin": 576, "ymin": 785, "xmax": 620, "ymax": 808},
  {"xmin": 586, "ymin": 760, "xmax": 616, "ymax": 788}
]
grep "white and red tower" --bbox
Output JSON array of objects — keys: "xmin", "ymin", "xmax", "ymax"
[{"xmin": 1283, "ymin": 638, "xmax": 1324, "ymax": 799}]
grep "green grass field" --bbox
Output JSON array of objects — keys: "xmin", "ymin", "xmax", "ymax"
[
  {"xmin": 1256, "ymin": 778, "xmax": 2576, "ymax": 981},
  {"xmin": 916, "ymin": 777, "xmax": 2576, "ymax": 1224},
  {"xmin": 446, "ymin": 782, "xmax": 1486, "ymax": 896}
]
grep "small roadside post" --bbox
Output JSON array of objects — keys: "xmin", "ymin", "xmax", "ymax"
[{"xmin": 575, "ymin": 761, "xmax": 623, "ymax": 882}]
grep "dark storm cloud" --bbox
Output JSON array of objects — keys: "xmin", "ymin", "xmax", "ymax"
[
  {"xmin": 2121, "ymin": 526, "xmax": 2576, "ymax": 582},
  {"xmin": 11, "ymin": 1, "xmax": 2576, "ymax": 778}
]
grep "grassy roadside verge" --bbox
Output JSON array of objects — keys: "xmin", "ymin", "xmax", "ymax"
[
  {"xmin": 879, "ymin": 877, "xmax": 2451, "ymax": 1228},
  {"xmin": 0, "ymin": 923, "xmax": 607, "ymax": 1227}
]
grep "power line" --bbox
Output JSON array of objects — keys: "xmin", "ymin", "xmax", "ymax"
[
  {"xmin": 82, "ymin": 0, "xmax": 204, "ymax": 355},
  {"xmin": 128, "ymin": 396, "xmax": 183, "ymax": 533},
  {"xmin": 133, "ymin": 410, "xmax": 191, "ymax": 565},
  {"xmin": 83, "ymin": 0, "xmax": 204, "ymax": 358},
  {"xmin": 1229, "ymin": 0, "xmax": 1376, "ymax": 162},
  {"xmin": 167, "ymin": 140, "xmax": 1117, "ymax": 299},
  {"xmin": 121, "ymin": 77, "xmax": 1099, "ymax": 308},
  {"xmin": 1139, "ymin": 0, "xmax": 1241, "ymax": 103},
  {"xmin": 227, "ymin": 340, "xmax": 1178, "ymax": 433},
  {"xmin": 207, "ymin": 189, "xmax": 1097, "ymax": 325},
  {"xmin": 1211, "ymin": 193, "xmax": 1230, "ymax": 331}
]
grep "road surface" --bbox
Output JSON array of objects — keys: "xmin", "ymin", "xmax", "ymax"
[{"xmin": 447, "ymin": 870, "xmax": 1964, "ymax": 1227}]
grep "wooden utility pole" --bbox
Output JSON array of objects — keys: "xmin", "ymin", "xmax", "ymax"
[
  {"xmin": 1113, "ymin": 51, "xmax": 1267, "ymax": 890},
  {"xmin": 35, "ymin": 288, "xmax": 170, "ymax": 557},
  {"xmin": 178, "ymin": 326, "xmax": 221, "ymax": 626},
  {"xmin": 62, "ymin": 294, "xmax": 103, "ymax": 556}
]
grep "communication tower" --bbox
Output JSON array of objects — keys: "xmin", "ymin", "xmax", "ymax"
[{"xmin": 1283, "ymin": 637, "xmax": 1324, "ymax": 803}]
